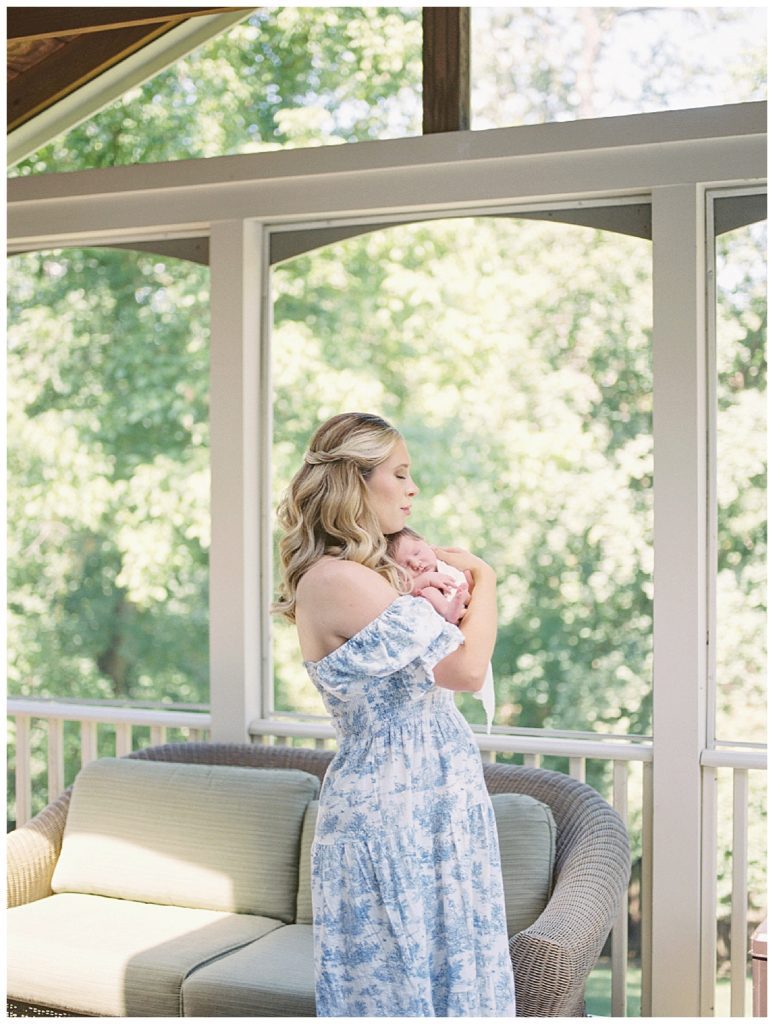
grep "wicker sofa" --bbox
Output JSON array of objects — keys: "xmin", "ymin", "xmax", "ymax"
[{"xmin": 7, "ymin": 742, "xmax": 630, "ymax": 1017}]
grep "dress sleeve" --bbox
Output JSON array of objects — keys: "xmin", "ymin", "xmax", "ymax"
[{"xmin": 307, "ymin": 594, "xmax": 464, "ymax": 700}]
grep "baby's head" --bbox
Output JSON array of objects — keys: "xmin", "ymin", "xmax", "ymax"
[{"xmin": 387, "ymin": 527, "xmax": 438, "ymax": 578}]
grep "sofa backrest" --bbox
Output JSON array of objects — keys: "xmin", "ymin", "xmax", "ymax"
[
  {"xmin": 51, "ymin": 758, "xmax": 320, "ymax": 921},
  {"xmin": 296, "ymin": 792, "xmax": 556, "ymax": 935}
]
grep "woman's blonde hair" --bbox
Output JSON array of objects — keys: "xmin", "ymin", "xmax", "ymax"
[{"xmin": 273, "ymin": 412, "xmax": 412, "ymax": 621}]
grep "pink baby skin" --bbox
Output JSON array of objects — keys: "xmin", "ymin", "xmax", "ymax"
[{"xmin": 392, "ymin": 533, "xmax": 470, "ymax": 624}]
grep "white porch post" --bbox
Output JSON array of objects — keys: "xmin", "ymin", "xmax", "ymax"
[
  {"xmin": 209, "ymin": 220, "xmax": 263, "ymax": 742},
  {"xmin": 650, "ymin": 184, "xmax": 709, "ymax": 1015}
]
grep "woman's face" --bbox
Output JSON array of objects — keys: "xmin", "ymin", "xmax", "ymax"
[{"xmin": 364, "ymin": 438, "xmax": 419, "ymax": 535}]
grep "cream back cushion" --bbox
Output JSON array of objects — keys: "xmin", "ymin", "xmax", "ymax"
[
  {"xmin": 296, "ymin": 793, "xmax": 556, "ymax": 934},
  {"xmin": 51, "ymin": 758, "xmax": 320, "ymax": 920}
]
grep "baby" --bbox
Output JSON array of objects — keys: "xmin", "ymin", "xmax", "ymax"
[
  {"xmin": 387, "ymin": 527, "xmax": 496, "ymax": 735},
  {"xmin": 388, "ymin": 528, "xmax": 471, "ymax": 624}
]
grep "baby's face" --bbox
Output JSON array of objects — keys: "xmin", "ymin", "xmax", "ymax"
[{"xmin": 394, "ymin": 535, "xmax": 437, "ymax": 576}]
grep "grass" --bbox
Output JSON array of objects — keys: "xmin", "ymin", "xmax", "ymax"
[
  {"xmin": 585, "ymin": 964, "xmax": 641, "ymax": 1016},
  {"xmin": 585, "ymin": 964, "xmax": 755, "ymax": 1017}
]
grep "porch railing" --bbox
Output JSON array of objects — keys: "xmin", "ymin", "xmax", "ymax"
[
  {"xmin": 8, "ymin": 697, "xmax": 212, "ymax": 822},
  {"xmin": 6, "ymin": 697, "xmax": 766, "ymax": 1017}
]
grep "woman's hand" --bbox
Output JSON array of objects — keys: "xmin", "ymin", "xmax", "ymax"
[
  {"xmin": 432, "ymin": 545, "xmax": 495, "ymax": 581},
  {"xmin": 431, "ymin": 548, "xmax": 497, "ymax": 693}
]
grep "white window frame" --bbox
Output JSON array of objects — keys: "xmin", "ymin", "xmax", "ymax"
[{"xmin": 7, "ymin": 101, "xmax": 767, "ymax": 1015}]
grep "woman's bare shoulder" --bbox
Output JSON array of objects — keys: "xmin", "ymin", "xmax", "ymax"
[
  {"xmin": 298, "ymin": 557, "xmax": 394, "ymax": 602},
  {"xmin": 296, "ymin": 558, "xmax": 398, "ymax": 649}
]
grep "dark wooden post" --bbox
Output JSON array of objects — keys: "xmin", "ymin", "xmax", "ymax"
[{"xmin": 422, "ymin": 7, "xmax": 471, "ymax": 134}]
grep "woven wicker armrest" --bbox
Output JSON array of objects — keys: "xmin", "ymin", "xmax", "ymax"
[
  {"xmin": 508, "ymin": 792, "xmax": 631, "ymax": 1017},
  {"xmin": 7, "ymin": 790, "xmax": 72, "ymax": 908}
]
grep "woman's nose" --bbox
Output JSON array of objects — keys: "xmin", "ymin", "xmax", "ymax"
[{"xmin": 407, "ymin": 478, "xmax": 419, "ymax": 496}]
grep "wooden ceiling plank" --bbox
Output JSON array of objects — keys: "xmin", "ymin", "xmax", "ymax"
[
  {"xmin": 7, "ymin": 36, "xmax": 71, "ymax": 78},
  {"xmin": 7, "ymin": 8, "xmax": 244, "ymax": 43},
  {"xmin": 8, "ymin": 22, "xmax": 178, "ymax": 132},
  {"xmin": 8, "ymin": 9, "xmax": 256, "ymax": 162}
]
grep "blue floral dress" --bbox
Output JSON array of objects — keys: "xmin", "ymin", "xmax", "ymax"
[{"xmin": 304, "ymin": 594, "xmax": 517, "ymax": 1017}]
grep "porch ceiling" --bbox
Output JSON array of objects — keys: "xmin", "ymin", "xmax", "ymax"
[{"xmin": 6, "ymin": 7, "xmax": 253, "ymax": 134}]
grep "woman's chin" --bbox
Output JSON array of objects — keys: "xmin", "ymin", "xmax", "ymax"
[{"xmin": 381, "ymin": 516, "xmax": 409, "ymax": 535}]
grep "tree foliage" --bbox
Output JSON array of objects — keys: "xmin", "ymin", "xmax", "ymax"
[{"xmin": 271, "ymin": 216, "xmax": 656, "ymax": 740}]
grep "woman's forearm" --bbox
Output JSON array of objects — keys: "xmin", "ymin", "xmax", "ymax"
[{"xmin": 433, "ymin": 566, "xmax": 497, "ymax": 692}]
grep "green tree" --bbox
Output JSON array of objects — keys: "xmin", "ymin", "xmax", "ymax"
[{"xmin": 7, "ymin": 250, "xmax": 210, "ymax": 704}]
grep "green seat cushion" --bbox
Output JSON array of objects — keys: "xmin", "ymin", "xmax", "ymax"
[
  {"xmin": 182, "ymin": 923, "xmax": 315, "ymax": 1017},
  {"xmin": 51, "ymin": 758, "xmax": 320, "ymax": 920},
  {"xmin": 492, "ymin": 792, "xmax": 556, "ymax": 936},
  {"xmin": 7, "ymin": 892, "xmax": 282, "ymax": 1017},
  {"xmin": 296, "ymin": 793, "xmax": 555, "ymax": 937}
]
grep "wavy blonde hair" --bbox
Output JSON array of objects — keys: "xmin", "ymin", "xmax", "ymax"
[{"xmin": 273, "ymin": 412, "xmax": 413, "ymax": 622}]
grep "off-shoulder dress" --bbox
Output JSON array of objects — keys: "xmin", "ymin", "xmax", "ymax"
[{"xmin": 304, "ymin": 594, "xmax": 516, "ymax": 1017}]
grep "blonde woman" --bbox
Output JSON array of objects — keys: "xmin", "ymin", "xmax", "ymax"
[{"xmin": 274, "ymin": 412, "xmax": 516, "ymax": 1017}]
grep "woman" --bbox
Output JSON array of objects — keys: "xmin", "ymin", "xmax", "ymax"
[{"xmin": 274, "ymin": 412, "xmax": 516, "ymax": 1017}]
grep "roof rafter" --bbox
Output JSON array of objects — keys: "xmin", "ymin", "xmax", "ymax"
[
  {"xmin": 7, "ymin": 8, "xmax": 245, "ymax": 42},
  {"xmin": 8, "ymin": 22, "xmax": 177, "ymax": 132}
]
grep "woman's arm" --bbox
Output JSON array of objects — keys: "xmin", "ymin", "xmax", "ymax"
[{"xmin": 429, "ymin": 546, "xmax": 497, "ymax": 693}]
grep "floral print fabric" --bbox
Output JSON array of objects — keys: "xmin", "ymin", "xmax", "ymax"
[{"xmin": 305, "ymin": 595, "xmax": 517, "ymax": 1017}]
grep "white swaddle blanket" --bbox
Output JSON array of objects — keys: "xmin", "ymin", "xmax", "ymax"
[{"xmin": 436, "ymin": 558, "xmax": 496, "ymax": 735}]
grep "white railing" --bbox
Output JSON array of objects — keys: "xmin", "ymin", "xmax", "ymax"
[
  {"xmin": 6, "ymin": 699, "xmax": 766, "ymax": 1017},
  {"xmin": 700, "ymin": 748, "xmax": 768, "ymax": 1017},
  {"xmin": 7, "ymin": 697, "xmax": 212, "ymax": 824}
]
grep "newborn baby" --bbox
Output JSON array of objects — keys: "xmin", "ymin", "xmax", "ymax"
[
  {"xmin": 389, "ymin": 529, "xmax": 471, "ymax": 624},
  {"xmin": 387, "ymin": 527, "xmax": 496, "ymax": 735}
]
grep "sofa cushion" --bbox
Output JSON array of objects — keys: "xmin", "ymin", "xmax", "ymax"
[
  {"xmin": 51, "ymin": 758, "xmax": 320, "ymax": 920},
  {"xmin": 491, "ymin": 792, "xmax": 556, "ymax": 936},
  {"xmin": 7, "ymin": 892, "xmax": 282, "ymax": 1017},
  {"xmin": 296, "ymin": 793, "xmax": 556, "ymax": 936},
  {"xmin": 182, "ymin": 923, "xmax": 315, "ymax": 1017}
]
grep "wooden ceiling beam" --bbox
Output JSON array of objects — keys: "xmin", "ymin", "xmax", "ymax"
[
  {"xmin": 7, "ymin": 8, "xmax": 244, "ymax": 43},
  {"xmin": 7, "ymin": 22, "xmax": 177, "ymax": 132},
  {"xmin": 422, "ymin": 7, "xmax": 470, "ymax": 134}
]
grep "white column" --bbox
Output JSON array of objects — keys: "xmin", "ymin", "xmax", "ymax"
[
  {"xmin": 650, "ymin": 184, "xmax": 708, "ymax": 1016},
  {"xmin": 209, "ymin": 220, "xmax": 264, "ymax": 742}
]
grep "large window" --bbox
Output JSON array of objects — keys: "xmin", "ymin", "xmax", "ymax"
[
  {"xmin": 711, "ymin": 199, "xmax": 767, "ymax": 747},
  {"xmin": 7, "ymin": 247, "xmax": 210, "ymax": 819},
  {"xmin": 271, "ymin": 210, "xmax": 653, "ymax": 739}
]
